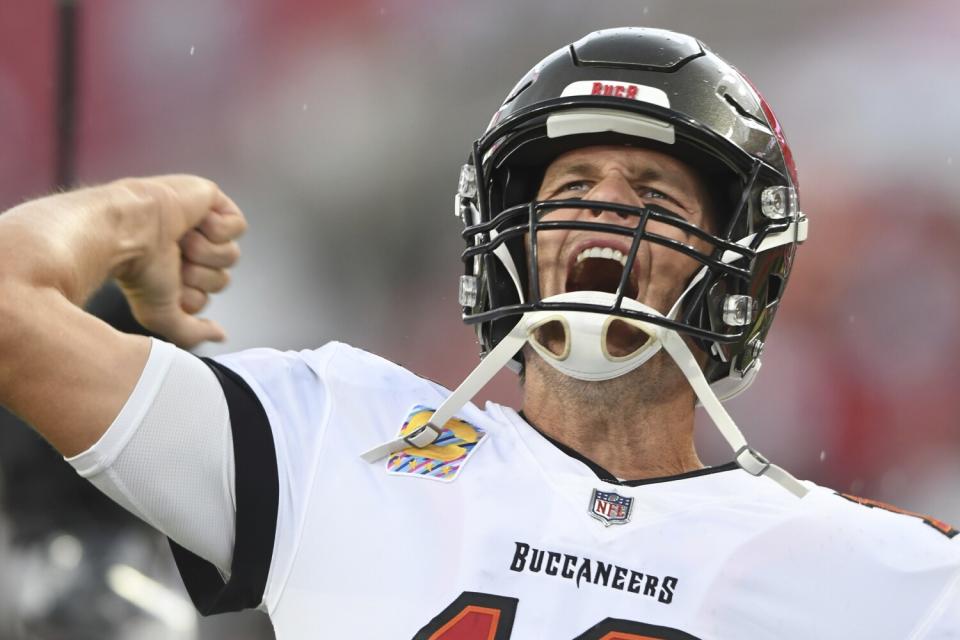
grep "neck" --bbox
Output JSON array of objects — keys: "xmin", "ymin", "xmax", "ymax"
[{"xmin": 520, "ymin": 348, "xmax": 703, "ymax": 481}]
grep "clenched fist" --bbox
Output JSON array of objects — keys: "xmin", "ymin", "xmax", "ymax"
[{"xmin": 110, "ymin": 175, "xmax": 247, "ymax": 348}]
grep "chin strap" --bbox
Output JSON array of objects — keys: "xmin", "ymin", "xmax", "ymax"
[
  {"xmin": 360, "ymin": 323, "xmax": 528, "ymax": 463},
  {"xmin": 360, "ymin": 295, "xmax": 808, "ymax": 498},
  {"xmin": 655, "ymin": 328, "xmax": 808, "ymax": 497}
]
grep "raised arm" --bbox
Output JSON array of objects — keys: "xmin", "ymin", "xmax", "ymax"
[{"xmin": 0, "ymin": 175, "xmax": 246, "ymax": 456}]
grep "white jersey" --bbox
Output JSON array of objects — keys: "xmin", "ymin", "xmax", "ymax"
[{"xmin": 84, "ymin": 340, "xmax": 960, "ymax": 639}]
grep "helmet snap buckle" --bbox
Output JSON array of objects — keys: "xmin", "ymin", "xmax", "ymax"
[
  {"xmin": 457, "ymin": 164, "xmax": 477, "ymax": 200},
  {"xmin": 760, "ymin": 186, "xmax": 798, "ymax": 220},
  {"xmin": 459, "ymin": 275, "xmax": 479, "ymax": 307},
  {"xmin": 403, "ymin": 422, "xmax": 444, "ymax": 449},
  {"xmin": 735, "ymin": 446, "xmax": 771, "ymax": 477},
  {"xmin": 722, "ymin": 295, "xmax": 755, "ymax": 327}
]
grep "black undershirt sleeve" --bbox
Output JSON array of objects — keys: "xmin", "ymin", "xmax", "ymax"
[{"xmin": 168, "ymin": 358, "xmax": 279, "ymax": 615}]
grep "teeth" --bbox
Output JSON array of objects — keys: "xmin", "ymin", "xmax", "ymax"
[{"xmin": 575, "ymin": 246, "xmax": 628, "ymax": 267}]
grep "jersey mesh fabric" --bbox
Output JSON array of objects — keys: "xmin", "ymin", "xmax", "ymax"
[{"xmin": 67, "ymin": 338, "xmax": 236, "ymax": 574}]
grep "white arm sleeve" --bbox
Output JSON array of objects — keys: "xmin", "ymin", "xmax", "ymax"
[{"xmin": 66, "ymin": 338, "xmax": 236, "ymax": 575}]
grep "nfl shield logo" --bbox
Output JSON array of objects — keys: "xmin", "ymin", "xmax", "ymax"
[{"xmin": 589, "ymin": 489, "xmax": 633, "ymax": 526}]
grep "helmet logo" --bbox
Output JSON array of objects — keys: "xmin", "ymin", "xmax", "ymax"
[
  {"xmin": 593, "ymin": 82, "xmax": 638, "ymax": 99},
  {"xmin": 561, "ymin": 80, "xmax": 670, "ymax": 108}
]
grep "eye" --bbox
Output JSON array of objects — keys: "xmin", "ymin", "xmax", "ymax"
[
  {"xmin": 636, "ymin": 187, "xmax": 669, "ymax": 201},
  {"xmin": 553, "ymin": 180, "xmax": 592, "ymax": 196},
  {"xmin": 636, "ymin": 186, "xmax": 688, "ymax": 215}
]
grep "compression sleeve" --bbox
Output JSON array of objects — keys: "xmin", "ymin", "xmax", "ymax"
[{"xmin": 66, "ymin": 339, "xmax": 238, "ymax": 575}]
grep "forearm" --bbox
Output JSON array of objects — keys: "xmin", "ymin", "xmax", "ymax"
[{"xmin": 0, "ymin": 181, "xmax": 158, "ymax": 306}]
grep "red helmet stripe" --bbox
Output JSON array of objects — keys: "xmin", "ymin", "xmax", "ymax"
[{"xmin": 738, "ymin": 70, "xmax": 800, "ymax": 191}]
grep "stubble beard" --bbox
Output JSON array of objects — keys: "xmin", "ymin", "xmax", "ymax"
[{"xmin": 521, "ymin": 343, "xmax": 695, "ymax": 419}]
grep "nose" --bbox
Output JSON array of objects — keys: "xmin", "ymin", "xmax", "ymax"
[{"xmin": 582, "ymin": 172, "xmax": 639, "ymax": 222}]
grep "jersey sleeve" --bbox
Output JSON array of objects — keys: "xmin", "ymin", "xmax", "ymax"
[
  {"xmin": 66, "ymin": 339, "xmax": 240, "ymax": 600},
  {"xmin": 166, "ymin": 354, "xmax": 281, "ymax": 615},
  {"xmin": 67, "ymin": 338, "xmax": 344, "ymax": 617},
  {"xmin": 183, "ymin": 341, "xmax": 341, "ymax": 615}
]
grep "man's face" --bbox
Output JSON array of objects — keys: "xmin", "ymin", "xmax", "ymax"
[{"xmin": 532, "ymin": 145, "xmax": 716, "ymax": 355}]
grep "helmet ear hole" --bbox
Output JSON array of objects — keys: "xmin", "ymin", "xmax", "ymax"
[{"xmin": 766, "ymin": 273, "xmax": 784, "ymax": 306}]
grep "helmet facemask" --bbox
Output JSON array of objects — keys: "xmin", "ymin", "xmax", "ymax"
[{"xmin": 459, "ymin": 98, "xmax": 802, "ymax": 396}]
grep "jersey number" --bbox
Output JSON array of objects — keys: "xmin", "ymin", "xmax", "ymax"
[{"xmin": 413, "ymin": 591, "xmax": 700, "ymax": 640}]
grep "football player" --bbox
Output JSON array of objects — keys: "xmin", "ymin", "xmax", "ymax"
[{"xmin": 0, "ymin": 27, "xmax": 957, "ymax": 639}]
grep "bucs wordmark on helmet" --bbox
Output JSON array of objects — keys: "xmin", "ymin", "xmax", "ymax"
[{"xmin": 455, "ymin": 26, "xmax": 807, "ymax": 400}]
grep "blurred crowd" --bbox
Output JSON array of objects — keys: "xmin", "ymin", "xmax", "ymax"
[{"xmin": 0, "ymin": 0, "xmax": 957, "ymax": 637}]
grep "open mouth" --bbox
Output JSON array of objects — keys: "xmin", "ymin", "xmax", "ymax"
[
  {"xmin": 532, "ymin": 243, "xmax": 650, "ymax": 360},
  {"xmin": 565, "ymin": 245, "xmax": 640, "ymax": 300}
]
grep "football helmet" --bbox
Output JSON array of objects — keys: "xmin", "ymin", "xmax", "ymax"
[
  {"xmin": 455, "ymin": 27, "xmax": 807, "ymax": 399},
  {"xmin": 365, "ymin": 27, "xmax": 808, "ymax": 497}
]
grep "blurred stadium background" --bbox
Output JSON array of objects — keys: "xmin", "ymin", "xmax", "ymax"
[{"xmin": 0, "ymin": 0, "xmax": 958, "ymax": 637}]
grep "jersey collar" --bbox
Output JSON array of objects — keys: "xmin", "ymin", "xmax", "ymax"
[{"xmin": 515, "ymin": 409, "xmax": 739, "ymax": 487}]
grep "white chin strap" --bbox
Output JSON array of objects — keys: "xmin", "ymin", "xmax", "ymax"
[
  {"xmin": 361, "ymin": 291, "xmax": 808, "ymax": 498},
  {"xmin": 526, "ymin": 291, "xmax": 665, "ymax": 381}
]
